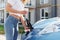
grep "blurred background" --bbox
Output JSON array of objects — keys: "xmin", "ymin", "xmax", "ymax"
[{"xmin": 0, "ymin": 0, "xmax": 60, "ymax": 40}]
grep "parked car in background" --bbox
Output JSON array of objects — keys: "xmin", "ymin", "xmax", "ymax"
[{"xmin": 21, "ymin": 17, "xmax": 60, "ymax": 40}]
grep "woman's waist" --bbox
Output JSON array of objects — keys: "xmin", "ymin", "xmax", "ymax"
[
  {"xmin": 8, "ymin": 14, "xmax": 19, "ymax": 21},
  {"xmin": 10, "ymin": 13, "xmax": 23, "ymax": 17},
  {"xmin": 5, "ymin": 15, "xmax": 18, "ymax": 24},
  {"xmin": 9, "ymin": 13, "xmax": 21, "ymax": 20}
]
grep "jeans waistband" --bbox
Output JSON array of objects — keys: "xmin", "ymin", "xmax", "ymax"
[{"xmin": 7, "ymin": 15, "xmax": 18, "ymax": 24}]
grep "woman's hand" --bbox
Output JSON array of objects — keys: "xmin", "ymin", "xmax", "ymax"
[
  {"xmin": 19, "ymin": 10, "xmax": 28, "ymax": 15},
  {"xmin": 24, "ymin": 27, "xmax": 30, "ymax": 32}
]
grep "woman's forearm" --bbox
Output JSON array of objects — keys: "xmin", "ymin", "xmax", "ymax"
[
  {"xmin": 6, "ymin": 7, "xmax": 20, "ymax": 13},
  {"xmin": 6, "ymin": 3, "xmax": 27, "ymax": 15},
  {"xmin": 6, "ymin": 3, "xmax": 20, "ymax": 13}
]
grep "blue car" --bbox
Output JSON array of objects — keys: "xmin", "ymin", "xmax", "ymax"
[
  {"xmin": 21, "ymin": 17, "xmax": 60, "ymax": 40},
  {"xmin": 26, "ymin": 32, "xmax": 60, "ymax": 40}
]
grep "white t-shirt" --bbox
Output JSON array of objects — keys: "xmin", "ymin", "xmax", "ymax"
[{"xmin": 7, "ymin": 0, "xmax": 25, "ymax": 17}]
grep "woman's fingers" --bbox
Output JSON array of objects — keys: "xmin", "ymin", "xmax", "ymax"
[{"xmin": 19, "ymin": 11, "xmax": 28, "ymax": 14}]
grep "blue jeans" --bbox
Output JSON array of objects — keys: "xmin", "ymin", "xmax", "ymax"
[{"xmin": 4, "ymin": 15, "xmax": 18, "ymax": 40}]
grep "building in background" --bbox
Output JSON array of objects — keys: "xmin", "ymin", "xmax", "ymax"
[
  {"xmin": 0, "ymin": 0, "xmax": 60, "ymax": 25},
  {"xmin": 26, "ymin": 0, "xmax": 57, "ymax": 24},
  {"xmin": 33, "ymin": 0, "xmax": 57, "ymax": 24},
  {"xmin": 0, "ymin": 0, "xmax": 5, "ymax": 25}
]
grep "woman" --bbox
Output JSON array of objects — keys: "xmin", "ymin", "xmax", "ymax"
[{"xmin": 4, "ymin": 0, "xmax": 30, "ymax": 40}]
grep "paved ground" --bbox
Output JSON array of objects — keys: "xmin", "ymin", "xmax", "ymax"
[{"xmin": 0, "ymin": 34, "xmax": 21, "ymax": 40}]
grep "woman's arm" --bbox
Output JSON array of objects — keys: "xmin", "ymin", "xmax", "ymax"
[{"xmin": 6, "ymin": 3, "xmax": 27, "ymax": 14}]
